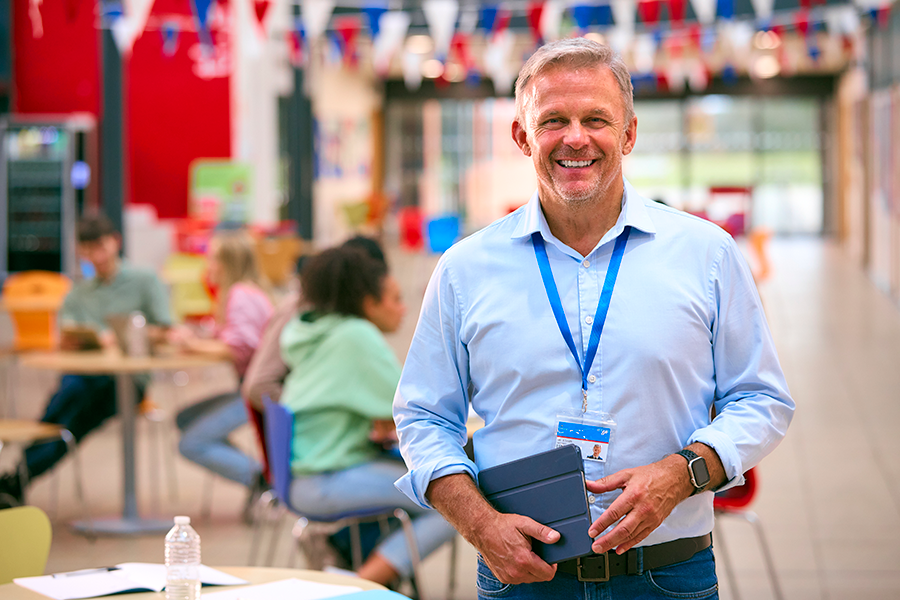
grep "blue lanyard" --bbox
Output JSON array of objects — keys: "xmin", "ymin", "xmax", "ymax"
[{"xmin": 532, "ymin": 227, "xmax": 630, "ymax": 411}]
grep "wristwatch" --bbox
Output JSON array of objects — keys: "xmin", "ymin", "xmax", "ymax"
[{"xmin": 676, "ymin": 449, "xmax": 710, "ymax": 495}]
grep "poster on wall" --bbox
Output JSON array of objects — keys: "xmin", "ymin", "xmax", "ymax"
[{"xmin": 189, "ymin": 160, "xmax": 253, "ymax": 223}]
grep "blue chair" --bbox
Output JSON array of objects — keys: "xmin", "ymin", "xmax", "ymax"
[{"xmin": 257, "ymin": 399, "xmax": 427, "ymax": 597}]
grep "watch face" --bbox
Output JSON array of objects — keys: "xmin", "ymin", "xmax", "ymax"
[{"xmin": 691, "ymin": 457, "xmax": 711, "ymax": 488}]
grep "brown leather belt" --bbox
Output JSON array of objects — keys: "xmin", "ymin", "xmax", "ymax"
[{"xmin": 557, "ymin": 533, "xmax": 712, "ymax": 582}]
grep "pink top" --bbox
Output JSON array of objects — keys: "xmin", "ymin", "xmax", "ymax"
[{"xmin": 218, "ymin": 283, "xmax": 273, "ymax": 379}]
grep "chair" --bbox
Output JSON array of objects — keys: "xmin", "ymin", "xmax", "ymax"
[
  {"xmin": 0, "ymin": 420, "xmax": 91, "ymax": 534},
  {"xmin": 0, "ymin": 505, "xmax": 52, "ymax": 584},
  {"xmin": 254, "ymin": 399, "xmax": 426, "ymax": 599},
  {"xmin": 713, "ymin": 467, "xmax": 784, "ymax": 600}
]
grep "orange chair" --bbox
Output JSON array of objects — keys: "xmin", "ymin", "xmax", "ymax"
[
  {"xmin": 2, "ymin": 271, "xmax": 72, "ymax": 351},
  {"xmin": 713, "ymin": 468, "xmax": 784, "ymax": 600}
]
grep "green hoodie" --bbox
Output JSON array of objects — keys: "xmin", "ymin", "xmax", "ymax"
[{"xmin": 279, "ymin": 312, "xmax": 401, "ymax": 475}]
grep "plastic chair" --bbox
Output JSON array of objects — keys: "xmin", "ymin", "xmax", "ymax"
[
  {"xmin": 0, "ymin": 420, "xmax": 91, "ymax": 534},
  {"xmin": 1, "ymin": 271, "xmax": 72, "ymax": 352},
  {"xmin": 713, "ymin": 468, "xmax": 783, "ymax": 600},
  {"xmin": 0, "ymin": 505, "xmax": 52, "ymax": 584},
  {"xmin": 254, "ymin": 399, "xmax": 426, "ymax": 598}
]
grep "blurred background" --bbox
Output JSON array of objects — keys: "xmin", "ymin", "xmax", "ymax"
[{"xmin": 2, "ymin": 1, "xmax": 900, "ymax": 599}]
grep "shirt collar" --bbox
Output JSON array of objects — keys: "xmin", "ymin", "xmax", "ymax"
[{"xmin": 511, "ymin": 178, "xmax": 657, "ymax": 248}]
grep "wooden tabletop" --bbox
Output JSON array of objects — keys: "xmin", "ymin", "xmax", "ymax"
[
  {"xmin": 17, "ymin": 350, "xmax": 228, "ymax": 375},
  {"xmin": 0, "ymin": 566, "xmax": 386, "ymax": 599}
]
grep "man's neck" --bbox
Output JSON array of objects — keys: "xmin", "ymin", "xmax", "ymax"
[
  {"xmin": 95, "ymin": 260, "xmax": 121, "ymax": 284},
  {"xmin": 540, "ymin": 190, "xmax": 623, "ymax": 258}
]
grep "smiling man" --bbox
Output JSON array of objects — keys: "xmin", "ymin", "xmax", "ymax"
[{"xmin": 393, "ymin": 39, "xmax": 794, "ymax": 600}]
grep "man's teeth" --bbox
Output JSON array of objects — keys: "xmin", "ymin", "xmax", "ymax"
[{"xmin": 559, "ymin": 160, "xmax": 592, "ymax": 168}]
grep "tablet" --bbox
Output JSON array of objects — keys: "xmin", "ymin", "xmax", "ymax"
[
  {"xmin": 60, "ymin": 325, "xmax": 103, "ymax": 350},
  {"xmin": 478, "ymin": 444, "xmax": 595, "ymax": 564}
]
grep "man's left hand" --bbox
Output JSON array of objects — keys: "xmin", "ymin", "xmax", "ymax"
[{"xmin": 585, "ymin": 454, "xmax": 692, "ymax": 555}]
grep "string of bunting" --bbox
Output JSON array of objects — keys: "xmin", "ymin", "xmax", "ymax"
[{"xmin": 91, "ymin": 0, "xmax": 892, "ymax": 90}]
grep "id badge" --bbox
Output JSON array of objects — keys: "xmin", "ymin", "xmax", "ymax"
[{"xmin": 555, "ymin": 411, "xmax": 616, "ymax": 463}]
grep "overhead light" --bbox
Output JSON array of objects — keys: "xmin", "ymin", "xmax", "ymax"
[
  {"xmin": 406, "ymin": 35, "xmax": 434, "ymax": 55},
  {"xmin": 421, "ymin": 58, "xmax": 445, "ymax": 79},
  {"xmin": 753, "ymin": 30, "xmax": 781, "ymax": 50},
  {"xmin": 444, "ymin": 62, "xmax": 466, "ymax": 82},
  {"xmin": 753, "ymin": 54, "xmax": 780, "ymax": 79}
]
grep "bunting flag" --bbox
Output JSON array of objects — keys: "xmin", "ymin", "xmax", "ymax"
[
  {"xmin": 372, "ymin": 10, "xmax": 410, "ymax": 76},
  {"xmin": 596, "ymin": 4, "xmax": 614, "ymax": 26},
  {"xmin": 301, "ymin": 0, "xmax": 335, "ymax": 41},
  {"xmin": 362, "ymin": 4, "xmax": 388, "ymax": 38},
  {"xmin": 451, "ymin": 33, "xmax": 475, "ymax": 75},
  {"xmin": 480, "ymin": 4, "xmax": 498, "ymax": 34},
  {"xmin": 638, "ymin": 0, "xmax": 661, "ymax": 26},
  {"xmin": 717, "ymin": 0, "xmax": 734, "ymax": 20},
  {"xmin": 572, "ymin": 4, "xmax": 593, "ymax": 31},
  {"xmin": 162, "ymin": 20, "xmax": 181, "ymax": 56},
  {"xmin": 668, "ymin": 0, "xmax": 687, "ymax": 26},
  {"xmin": 287, "ymin": 23, "xmax": 305, "ymax": 67},
  {"xmin": 610, "ymin": 0, "xmax": 636, "ymax": 34},
  {"xmin": 402, "ymin": 50, "xmax": 423, "ymax": 90},
  {"xmin": 254, "ymin": 0, "xmax": 271, "ymax": 28},
  {"xmin": 190, "ymin": 0, "xmax": 214, "ymax": 52},
  {"xmin": 750, "ymin": 0, "xmax": 775, "ymax": 22},
  {"xmin": 423, "ymin": 0, "xmax": 459, "ymax": 60},
  {"xmin": 794, "ymin": 8, "xmax": 810, "ymax": 36},
  {"xmin": 690, "ymin": 0, "xmax": 717, "ymax": 25},
  {"xmin": 483, "ymin": 28, "xmax": 515, "ymax": 92},
  {"xmin": 527, "ymin": 1, "xmax": 545, "ymax": 45},
  {"xmin": 540, "ymin": 0, "xmax": 565, "ymax": 42},
  {"xmin": 334, "ymin": 16, "xmax": 361, "ymax": 68},
  {"xmin": 490, "ymin": 6, "xmax": 511, "ymax": 40},
  {"xmin": 633, "ymin": 32, "xmax": 657, "ymax": 73}
]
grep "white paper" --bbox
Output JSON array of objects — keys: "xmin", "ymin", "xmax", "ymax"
[
  {"xmin": 202, "ymin": 578, "xmax": 364, "ymax": 600},
  {"xmin": 14, "ymin": 563, "xmax": 248, "ymax": 600}
]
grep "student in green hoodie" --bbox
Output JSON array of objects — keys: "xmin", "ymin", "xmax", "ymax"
[{"xmin": 280, "ymin": 245, "xmax": 456, "ymax": 586}]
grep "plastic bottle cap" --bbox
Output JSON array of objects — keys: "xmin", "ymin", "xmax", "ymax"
[{"xmin": 174, "ymin": 516, "xmax": 191, "ymax": 525}]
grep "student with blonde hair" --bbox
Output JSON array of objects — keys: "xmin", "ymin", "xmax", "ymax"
[{"xmin": 170, "ymin": 228, "xmax": 273, "ymax": 511}]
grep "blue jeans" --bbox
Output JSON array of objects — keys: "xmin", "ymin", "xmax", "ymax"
[
  {"xmin": 176, "ymin": 392, "xmax": 261, "ymax": 487},
  {"xmin": 290, "ymin": 459, "xmax": 457, "ymax": 578},
  {"xmin": 476, "ymin": 546, "xmax": 718, "ymax": 600}
]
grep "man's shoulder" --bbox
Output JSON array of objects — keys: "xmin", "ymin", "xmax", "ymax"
[
  {"xmin": 441, "ymin": 207, "xmax": 527, "ymax": 265},
  {"xmin": 117, "ymin": 263, "xmax": 165, "ymax": 286}
]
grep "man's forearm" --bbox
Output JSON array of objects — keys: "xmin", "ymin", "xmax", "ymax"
[{"xmin": 425, "ymin": 473, "xmax": 498, "ymax": 544}]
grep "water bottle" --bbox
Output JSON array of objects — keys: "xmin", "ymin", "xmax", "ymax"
[{"xmin": 165, "ymin": 515, "xmax": 201, "ymax": 600}]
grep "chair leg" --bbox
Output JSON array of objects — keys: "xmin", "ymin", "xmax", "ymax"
[
  {"xmin": 713, "ymin": 519, "xmax": 741, "ymax": 600},
  {"xmin": 395, "ymin": 508, "xmax": 427, "ymax": 600},
  {"xmin": 200, "ymin": 472, "xmax": 215, "ymax": 520},
  {"xmin": 288, "ymin": 515, "xmax": 310, "ymax": 568},
  {"xmin": 447, "ymin": 536, "xmax": 458, "ymax": 600},
  {"xmin": 743, "ymin": 510, "xmax": 785, "ymax": 600},
  {"xmin": 350, "ymin": 521, "xmax": 364, "ymax": 570},
  {"xmin": 247, "ymin": 491, "xmax": 278, "ymax": 565}
]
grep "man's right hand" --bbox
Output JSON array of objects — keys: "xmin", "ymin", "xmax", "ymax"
[
  {"xmin": 473, "ymin": 511, "xmax": 560, "ymax": 584},
  {"xmin": 426, "ymin": 473, "xmax": 559, "ymax": 585}
]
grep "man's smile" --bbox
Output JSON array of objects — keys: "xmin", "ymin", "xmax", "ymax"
[{"xmin": 557, "ymin": 159, "xmax": 597, "ymax": 168}]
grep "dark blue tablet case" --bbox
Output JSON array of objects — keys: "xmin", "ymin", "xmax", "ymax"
[{"xmin": 477, "ymin": 444, "xmax": 594, "ymax": 564}]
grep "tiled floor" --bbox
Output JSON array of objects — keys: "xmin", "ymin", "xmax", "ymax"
[{"xmin": 2, "ymin": 237, "xmax": 900, "ymax": 600}]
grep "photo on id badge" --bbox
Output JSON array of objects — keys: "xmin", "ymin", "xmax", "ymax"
[{"xmin": 555, "ymin": 416, "xmax": 613, "ymax": 462}]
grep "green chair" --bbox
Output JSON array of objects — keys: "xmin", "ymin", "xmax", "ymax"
[{"xmin": 0, "ymin": 505, "xmax": 52, "ymax": 584}]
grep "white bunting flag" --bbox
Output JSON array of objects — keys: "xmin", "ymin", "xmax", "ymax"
[
  {"xmin": 423, "ymin": 0, "xmax": 459, "ymax": 60},
  {"xmin": 301, "ymin": 0, "xmax": 335, "ymax": 41},
  {"xmin": 373, "ymin": 11, "xmax": 411, "ymax": 76},
  {"xmin": 690, "ymin": 0, "xmax": 717, "ymax": 25}
]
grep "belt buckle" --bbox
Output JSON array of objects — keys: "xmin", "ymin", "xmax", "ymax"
[{"xmin": 576, "ymin": 554, "xmax": 610, "ymax": 583}]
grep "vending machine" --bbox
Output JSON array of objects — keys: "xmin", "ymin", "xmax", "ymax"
[{"xmin": 0, "ymin": 114, "xmax": 97, "ymax": 278}]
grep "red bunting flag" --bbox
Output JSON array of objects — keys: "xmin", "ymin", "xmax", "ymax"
[
  {"xmin": 334, "ymin": 16, "xmax": 361, "ymax": 68},
  {"xmin": 492, "ymin": 7, "xmax": 511, "ymax": 39},
  {"xmin": 254, "ymin": 0, "xmax": 271, "ymax": 27},
  {"xmin": 451, "ymin": 33, "xmax": 475, "ymax": 72},
  {"xmin": 668, "ymin": 0, "xmax": 687, "ymax": 25},
  {"xmin": 877, "ymin": 5, "xmax": 891, "ymax": 28},
  {"xmin": 638, "ymin": 0, "xmax": 662, "ymax": 25},
  {"xmin": 527, "ymin": 1, "xmax": 545, "ymax": 44},
  {"xmin": 794, "ymin": 8, "xmax": 810, "ymax": 37},
  {"xmin": 688, "ymin": 23, "xmax": 702, "ymax": 49}
]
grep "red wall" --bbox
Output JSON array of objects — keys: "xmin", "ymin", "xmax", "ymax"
[{"xmin": 13, "ymin": 0, "xmax": 231, "ymax": 218}]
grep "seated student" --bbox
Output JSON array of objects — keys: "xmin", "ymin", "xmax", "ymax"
[
  {"xmin": 0, "ymin": 215, "xmax": 172, "ymax": 508},
  {"xmin": 280, "ymin": 245, "xmax": 456, "ymax": 586},
  {"xmin": 170, "ymin": 229, "xmax": 273, "ymax": 508}
]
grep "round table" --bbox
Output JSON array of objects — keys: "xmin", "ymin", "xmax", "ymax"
[
  {"xmin": 0, "ymin": 565, "xmax": 387, "ymax": 599},
  {"xmin": 18, "ymin": 350, "xmax": 229, "ymax": 536}
]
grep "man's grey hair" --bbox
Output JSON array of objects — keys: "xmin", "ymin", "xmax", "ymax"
[{"xmin": 514, "ymin": 38, "xmax": 635, "ymax": 129}]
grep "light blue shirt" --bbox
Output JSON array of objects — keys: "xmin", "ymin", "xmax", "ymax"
[{"xmin": 393, "ymin": 181, "xmax": 794, "ymax": 547}]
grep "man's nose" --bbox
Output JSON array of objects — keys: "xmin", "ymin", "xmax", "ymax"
[{"xmin": 562, "ymin": 122, "xmax": 589, "ymax": 148}]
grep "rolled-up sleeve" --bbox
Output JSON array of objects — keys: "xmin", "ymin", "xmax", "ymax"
[
  {"xmin": 689, "ymin": 239, "xmax": 795, "ymax": 490},
  {"xmin": 393, "ymin": 255, "xmax": 477, "ymax": 508}
]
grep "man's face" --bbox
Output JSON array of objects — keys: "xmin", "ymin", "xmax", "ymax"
[
  {"xmin": 512, "ymin": 64, "xmax": 637, "ymax": 210},
  {"xmin": 78, "ymin": 234, "xmax": 120, "ymax": 279}
]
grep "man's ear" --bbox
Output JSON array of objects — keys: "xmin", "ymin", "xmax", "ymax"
[
  {"xmin": 511, "ymin": 120, "xmax": 532, "ymax": 157},
  {"xmin": 621, "ymin": 115, "xmax": 638, "ymax": 156}
]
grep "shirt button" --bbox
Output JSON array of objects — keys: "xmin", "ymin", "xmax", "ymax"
[
  {"xmin": 585, "ymin": 316, "xmax": 594, "ymax": 325},
  {"xmin": 588, "ymin": 375, "xmax": 597, "ymax": 383},
  {"xmin": 588, "ymin": 495, "xmax": 596, "ymax": 504},
  {"xmin": 582, "ymin": 260, "xmax": 590, "ymax": 268}
]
